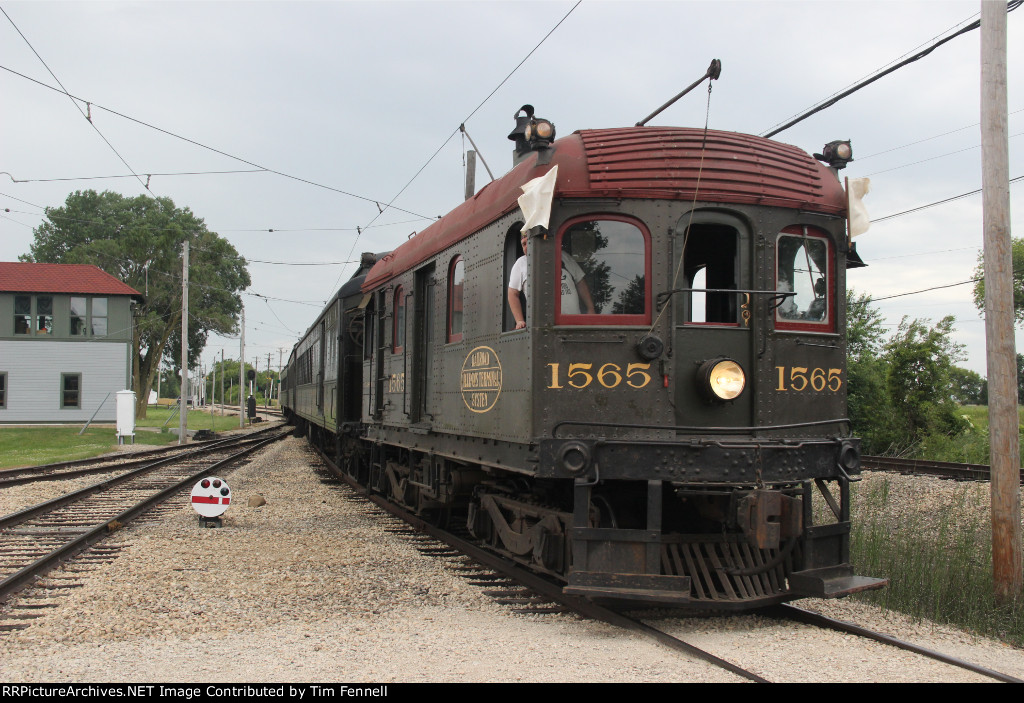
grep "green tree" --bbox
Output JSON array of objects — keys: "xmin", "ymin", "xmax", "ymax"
[
  {"xmin": 22, "ymin": 190, "xmax": 250, "ymax": 417},
  {"xmin": 845, "ymin": 290, "xmax": 898, "ymax": 453},
  {"xmin": 846, "ymin": 291, "xmax": 975, "ymax": 455},
  {"xmin": 972, "ymin": 237, "xmax": 1024, "ymax": 323},
  {"xmin": 948, "ymin": 366, "xmax": 987, "ymax": 405},
  {"xmin": 883, "ymin": 315, "xmax": 968, "ymax": 446}
]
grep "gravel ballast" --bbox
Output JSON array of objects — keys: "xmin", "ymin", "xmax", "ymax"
[{"xmin": 1, "ymin": 436, "xmax": 1022, "ymax": 683}]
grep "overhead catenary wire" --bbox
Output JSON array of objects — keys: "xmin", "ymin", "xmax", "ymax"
[
  {"xmin": 761, "ymin": 0, "xmax": 1024, "ymax": 138},
  {"xmin": 0, "ymin": 62, "xmax": 435, "ymax": 222},
  {"xmin": 334, "ymin": 0, "xmax": 583, "ymax": 291},
  {"xmin": 0, "ymin": 6, "xmax": 150, "ymax": 194}
]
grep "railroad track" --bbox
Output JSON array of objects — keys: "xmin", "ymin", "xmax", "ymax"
[
  {"xmin": 861, "ymin": 455, "xmax": 1014, "ymax": 483},
  {"xmin": 0, "ymin": 426, "xmax": 289, "ymax": 609},
  {"xmin": 311, "ymin": 444, "xmax": 1022, "ymax": 683}
]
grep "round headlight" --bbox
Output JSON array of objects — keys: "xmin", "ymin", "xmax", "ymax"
[
  {"xmin": 534, "ymin": 120, "xmax": 554, "ymax": 140},
  {"xmin": 697, "ymin": 358, "xmax": 745, "ymax": 401}
]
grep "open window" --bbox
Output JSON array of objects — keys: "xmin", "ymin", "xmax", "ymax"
[
  {"xmin": 555, "ymin": 216, "xmax": 650, "ymax": 325},
  {"xmin": 681, "ymin": 224, "xmax": 739, "ymax": 325},
  {"xmin": 393, "ymin": 285, "xmax": 406, "ymax": 353},
  {"xmin": 447, "ymin": 256, "xmax": 465, "ymax": 343},
  {"xmin": 775, "ymin": 226, "xmax": 834, "ymax": 332},
  {"xmin": 503, "ymin": 224, "xmax": 526, "ymax": 331}
]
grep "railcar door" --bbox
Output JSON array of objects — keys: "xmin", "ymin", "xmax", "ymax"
[
  {"xmin": 316, "ymin": 319, "xmax": 326, "ymax": 414},
  {"xmin": 671, "ymin": 215, "xmax": 753, "ymax": 428},
  {"xmin": 410, "ymin": 263, "xmax": 435, "ymax": 425},
  {"xmin": 758, "ymin": 224, "xmax": 847, "ymax": 436}
]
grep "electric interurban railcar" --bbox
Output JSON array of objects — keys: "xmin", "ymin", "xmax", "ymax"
[{"xmin": 280, "ymin": 108, "xmax": 885, "ymax": 609}]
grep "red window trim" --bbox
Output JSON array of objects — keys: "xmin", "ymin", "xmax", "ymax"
[
  {"xmin": 447, "ymin": 256, "xmax": 464, "ymax": 343},
  {"xmin": 774, "ymin": 225, "xmax": 836, "ymax": 333},
  {"xmin": 554, "ymin": 214, "xmax": 652, "ymax": 326}
]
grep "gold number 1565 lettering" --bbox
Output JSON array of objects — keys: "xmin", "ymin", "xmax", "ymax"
[
  {"xmin": 547, "ymin": 362, "xmax": 652, "ymax": 389},
  {"xmin": 775, "ymin": 366, "xmax": 842, "ymax": 392}
]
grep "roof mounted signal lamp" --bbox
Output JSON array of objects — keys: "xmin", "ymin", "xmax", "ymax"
[
  {"xmin": 508, "ymin": 105, "xmax": 556, "ymax": 165},
  {"xmin": 814, "ymin": 140, "xmax": 854, "ymax": 174}
]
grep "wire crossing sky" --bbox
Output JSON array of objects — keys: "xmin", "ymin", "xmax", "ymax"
[{"xmin": 1, "ymin": 1, "xmax": 1021, "ymax": 375}]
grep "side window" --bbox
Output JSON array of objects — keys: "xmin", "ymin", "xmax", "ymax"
[
  {"xmin": 682, "ymin": 224, "xmax": 739, "ymax": 325},
  {"xmin": 776, "ymin": 226, "xmax": 834, "ymax": 331},
  {"xmin": 503, "ymin": 224, "xmax": 525, "ymax": 332},
  {"xmin": 36, "ymin": 296, "xmax": 53, "ymax": 335},
  {"xmin": 91, "ymin": 298, "xmax": 108, "ymax": 337},
  {"xmin": 14, "ymin": 295, "xmax": 30, "ymax": 335},
  {"xmin": 0, "ymin": 372, "xmax": 6, "ymax": 409},
  {"xmin": 448, "ymin": 256, "xmax": 464, "ymax": 343},
  {"xmin": 70, "ymin": 297, "xmax": 87, "ymax": 336},
  {"xmin": 363, "ymin": 298, "xmax": 376, "ymax": 361},
  {"xmin": 556, "ymin": 217, "xmax": 650, "ymax": 325},
  {"xmin": 61, "ymin": 373, "xmax": 81, "ymax": 409},
  {"xmin": 393, "ymin": 285, "xmax": 406, "ymax": 353}
]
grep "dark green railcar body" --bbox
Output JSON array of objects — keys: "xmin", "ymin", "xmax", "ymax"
[{"xmin": 281, "ymin": 122, "xmax": 884, "ymax": 609}]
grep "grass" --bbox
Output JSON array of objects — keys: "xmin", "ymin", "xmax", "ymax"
[
  {"xmin": 0, "ymin": 405, "xmax": 253, "ymax": 470},
  {"xmin": 850, "ymin": 475, "xmax": 1024, "ymax": 647}
]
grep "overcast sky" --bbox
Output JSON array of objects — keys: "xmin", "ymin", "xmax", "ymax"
[{"xmin": 1, "ymin": 0, "xmax": 1021, "ymax": 377}]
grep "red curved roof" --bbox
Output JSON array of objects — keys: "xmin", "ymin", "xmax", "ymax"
[{"xmin": 363, "ymin": 127, "xmax": 846, "ymax": 290}]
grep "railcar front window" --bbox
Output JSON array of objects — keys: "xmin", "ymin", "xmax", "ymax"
[
  {"xmin": 556, "ymin": 217, "xmax": 649, "ymax": 325},
  {"xmin": 681, "ymin": 224, "xmax": 738, "ymax": 325},
  {"xmin": 776, "ymin": 227, "xmax": 833, "ymax": 330}
]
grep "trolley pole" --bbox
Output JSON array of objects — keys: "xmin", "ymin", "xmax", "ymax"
[{"xmin": 981, "ymin": 0, "xmax": 1021, "ymax": 603}]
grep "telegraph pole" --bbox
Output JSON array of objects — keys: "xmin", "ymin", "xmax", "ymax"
[
  {"xmin": 220, "ymin": 349, "xmax": 225, "ymax": 416},
  {"xmin": 179, "ymin": 239, "xmax": 189, "ymax": 445},
  {"xmin": 239, "ymin": 306, "xmax": 245, "ymax": 428},
  {"xmin": 981, "ymin": 0, "xmax": 1021, "ymax": 603}
]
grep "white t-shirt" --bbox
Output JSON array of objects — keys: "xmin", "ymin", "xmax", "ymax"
[{"xmin": 508, "ymin": 251, "xmax": 587, "ymax": 315}]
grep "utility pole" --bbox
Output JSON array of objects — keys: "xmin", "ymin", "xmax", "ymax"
[
  {"xmin": 210, "ymin": 359, "xmax": 216, "ymax": 427},
  {"xmin": 220, "ymin": 349, "xmax": 225, "ymax": 417},
  {"xmin": 239, "ymin": 306, "xmax": 245, "ymax": 428},
  {"xmin": 179, "ymin": 239, "xmax": 189, "ymax": 445},
  {"xmin": 981, "ymin": 0, "xmax": 1021, "ymax": 603}
]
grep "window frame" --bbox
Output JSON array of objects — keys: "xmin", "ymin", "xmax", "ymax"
[
  {"xmin": 14, "ymin": 295, "xmax": 31, "ymax": 335},
  {"xmin": 676, "ymin": 222, "xmax": 743, "ymax": 327},
  {"xmin": 70, "ymin": 296, "xmax": 88, "ymax": 336},
  {"xmin": 774, "ymin": 225, "xmax": 836, "ymax": 333},
  {"xmin": 91, "ymin": 297, "xmax": 108, "ymax": 337},
  {"xmin": 447, "ymin": 256, "xmax": 465, "ymax": 343},
  {"xmin": 554, "ymin": 214, "xmax": 652, "ymax": 326},
  {"xmin": 61, "ymin": 372, "xmax": 82, "ymax": 409},
  {"xmin": 0, "ymin": 372, "xmax": 6, "ymax": 409},
  {"xmin": 392, "ymin": 285, "xmax": 406, "ymax": 353}
]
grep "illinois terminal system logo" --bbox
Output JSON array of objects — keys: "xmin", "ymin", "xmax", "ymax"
[{"xmin": 461, "ymin": 346, "xmax": 502, "ymax": 413}]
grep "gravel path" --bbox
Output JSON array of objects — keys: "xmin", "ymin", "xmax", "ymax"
[{"xmin": 1, "ymin": 437, "xmax": 1022, "ymax": 683}]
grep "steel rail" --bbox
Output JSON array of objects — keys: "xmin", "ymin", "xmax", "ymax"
[
  {"xmin": 0, "ymin": 427, "xmax": 281, "ymax": 530},
  {"xmin": 0, "ymin": 438, "xmax": 217, "ymax": 481},
  {"xmin": 771, "ymin": 603, "xmax": 1023, "ymax": 684},
  {"xmin": 0, "ymin": 429, "xmax": 289, "ymax": 602},
  {"xmin": 310, "ymin": 444, "xmax": 768, "ymax": 683},
  {"xmin": 861, "ymin": 455, "xmax": 1017, "ymax": 483}
]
